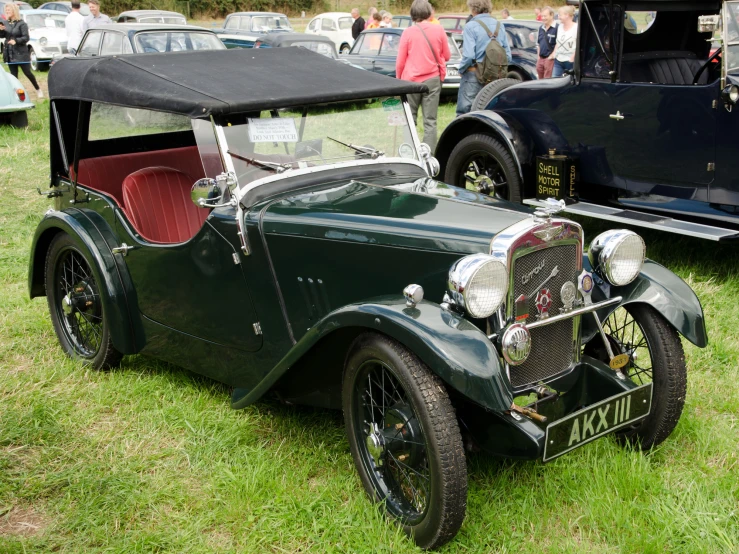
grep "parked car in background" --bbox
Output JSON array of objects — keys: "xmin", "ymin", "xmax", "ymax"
[
  {"xmin": 499, "ymin": 19, "xmax": 540, "ymax": 81},
  {"xmin": 17, "ymin": 9, "xmax": 68, "ymax": 71},
  {"xmin": 392, "ymin": 14, "xmax": 411, "ymax": 28},
  {"xmin": 255, "ymin": 33, "xmax": 339, "ymax": 59},
  {"xmin": 37, "ymin": 1, "xmax": 89, "ymax": 15},
  {"xmin": 116, "ymin": 10, "xmax": 187, "ymax": 24},
  {"xmin": 305, "ymin": 12, "xmax": 354, "ymax": 53},
  {"xmin": 0, "ymin": 67, "xmax": 34, "ymax": 127},
  {"xmin": 34, "ymin": 46, "xmax": 708, "ymax": 551},
  {"xmin": 212, "ymin": 11, "xmax": 292, "ymax": 49},
  {"xmin": 344, "ymin": 28, "xmax": 462, "ymax": 95},
  {"xmin": 0, "ymin": 0, "xmax": 32, "ymax": 17},
  {"xmin": 435, "ymin": 0, "xmax": 739, "ymax": 241},
  {"xmin": 74, "ymin": 24, "xmax": 224, "ymax": 56},
  {"xmin": 439, "ymin": 14, "xmax": 468, "ymax": 46}
]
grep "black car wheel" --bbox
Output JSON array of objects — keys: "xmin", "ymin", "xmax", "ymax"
[
  {"xmin": 343, "ymin": 333, "xmax": 467, "ymax": 550},
  {"xmin": 29, "ymin": 48, "xmax": 49, "ymax": 72},
  {"xmin": 45, "ymin": 233, "xmax": 122, "ymax": 370},
  {"xmin": 340, "ymin": 43, "xmax": 351, "ymax": 54},
  {"xmin": 471, "ymin": 77, "xmax": 519, "ymax": 111},
  {"xmin": 9, "ymin": 111, "xmax": 28, "ymax": 128},
  {"xmin": 444, "ymin": 132, "xmax": 522, "ymax": 202},
  {"xmin": 584, "ymin": 304, "xmax": 687, "ymax": 449}
]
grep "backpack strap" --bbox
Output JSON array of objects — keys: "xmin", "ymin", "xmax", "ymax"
[
  {"xmin": 476, "ymin": 19, "xmax": 501, "ymax": 38},
  {"xmin": 416, "ymin": 23, "xmax": 443, "ymax": 79}
]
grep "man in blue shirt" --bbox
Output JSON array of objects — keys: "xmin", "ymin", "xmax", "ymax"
[
  {"xmin": 536, "ymin": 7, "xmax": 557, "ymax": 79},
  {"xmin": 456, "ymin": 0, "xmax": 512, "ymax": 116}
]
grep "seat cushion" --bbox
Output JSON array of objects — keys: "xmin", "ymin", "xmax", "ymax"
[
  {"xmin": 122, "ymin": 166, "xmax": 210, "ymax": 244},
  {"xmin": 620, "ymin": 51, "xmax": 708, "ymax": 85}
]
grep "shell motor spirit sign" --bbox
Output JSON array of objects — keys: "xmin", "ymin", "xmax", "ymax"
[{"xmin": 536, "ymin": 150, "xmax": 578, "ymax": 201}]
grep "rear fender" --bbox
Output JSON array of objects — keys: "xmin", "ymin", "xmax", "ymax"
[
  {"xmin": 28, "ymin": 209, "xmax": 144, "ymax": 354},
  {"xmin": 232, "ymin": 296, "xmax": 512, "ymax": 412},
  {"xmin": 583, "ymin": 258, "xmax": 708, "ymax": 348}
]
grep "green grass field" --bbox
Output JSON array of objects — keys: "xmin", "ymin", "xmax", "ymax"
[{"xmin": 1, "ymin": 68, "xmax": 738, "ymax": 553}]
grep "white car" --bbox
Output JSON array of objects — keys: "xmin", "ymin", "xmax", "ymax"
[
  {"xmin": 21, "ymin": 9, "xmax": 68, "ymax": 70},
  {"xmin": 305, "ymin": 12, "xmax": 354, "ymax": 53}
]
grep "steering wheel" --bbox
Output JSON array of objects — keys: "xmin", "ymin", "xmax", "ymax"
[{"xmin": 693, "ymin": 47, "xmax": 722, "ymax": 85}]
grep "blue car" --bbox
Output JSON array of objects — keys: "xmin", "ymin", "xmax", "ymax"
[
  {"xmin": 435, "ymin": 0, "xmax": 739, "ymax": 241},
  {"xmin": 0, "ymin": 68, "xmax": 34, "ymax": 127}
]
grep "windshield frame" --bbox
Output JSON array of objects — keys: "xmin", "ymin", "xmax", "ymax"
[
  {"xmin": 205, "ymin": 98, "xmax": 426, "ymax": 207},
  {"xmin": 725, "ymin": 0, "xmax": 739, "ymax": 81},
  {"xmin": 251, "ymin": 15, "xmax": 293, "ymax": 32}
]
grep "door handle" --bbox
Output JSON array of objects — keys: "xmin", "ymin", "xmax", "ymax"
[{"xmin": 609, "ymin": 111, "xmax": 625, "ymax": 121}]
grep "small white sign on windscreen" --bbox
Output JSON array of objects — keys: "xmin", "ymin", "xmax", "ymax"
[{"xmin": 247, "ymin": 118, "xmax": 299, "ymax": 143}]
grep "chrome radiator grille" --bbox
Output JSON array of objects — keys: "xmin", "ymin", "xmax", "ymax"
[{"xmin": 509, "ymin": 244, "xmax": 579, "ymax": 388}]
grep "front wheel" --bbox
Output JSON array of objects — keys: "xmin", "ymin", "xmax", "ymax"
[
  {"xmin": 29, "ymin": 49, "xmax": 49, "ymax": 72},
  {"xmin": 584, "ymin": 304, "xmax": 687, "ymax": 449},
  {"xmin": 444, "ymin": 132, "xmax": 522, "ymax": 202},
  {"xmin": 45, "ymin": 233, "xmax": 122, "ymax": 370},
  {"xmin": 343, "ymin": 333, "xmax": 467, "ymax": 549},
  {"xmin": 340, "ymin": 43, "xmax": 351, "ymax": 54}
]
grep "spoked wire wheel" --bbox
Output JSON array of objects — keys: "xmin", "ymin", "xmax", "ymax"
[
  {"xmin": 585, "ymin": 304, "xmax": 687, "ymax": 449},
  {"xmin": 444, "ymin": 133, "xmax": 522, "ymax": 202},
  {"xmin": 353, "ymin": 359, "xmax": 431, "ymax": 522},
  {"xmin": 45, "ymin": 234, "xmax": 122, "ymax": 369},
  {"xmin": 343, "ymin": 333, "xmax": 466, "ymax": 549}
]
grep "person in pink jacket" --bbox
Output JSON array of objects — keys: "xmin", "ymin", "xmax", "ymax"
[{"xmin": 396, "ymin": 0, "xmax": 450, "ymax": 151}]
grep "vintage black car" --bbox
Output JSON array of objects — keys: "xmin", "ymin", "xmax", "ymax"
[
  {"xmin": 213, "ymin": 11, "xmax": 293, "ymax": 49},
  {"xmin": 31, "ymin": 48, "xmax": 708, "ymax": 549},
  {"xmin": 435, "ymin": 0, "xmax": 739, "ymax": 241},
  {"xmin": 219, "ymin": 30, "xmax": 339, "ymax": 60},
  {"xmin": 344, "ymin": 27, "xmax": 462, "ymax": 95}
]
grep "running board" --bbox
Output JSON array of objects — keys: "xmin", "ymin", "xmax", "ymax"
[{"xmin": 523, "ymin": 199, "xmax": 739, "ymax": 241}]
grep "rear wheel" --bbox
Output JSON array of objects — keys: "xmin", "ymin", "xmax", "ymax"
[
  {"xmin": 584, "ymin": 304, "xmax": 687, "ymax": 449},
  {"xmin": 45, "ymin": 233, "xmax": 122, "ymax": 370},
  {"xmin": 444, "ymin": 133, "xmax": 522, "ymax": 202},
  {"xmin": 340, "ymin": 43, "xmax": 351, "ymax": 54},
  {"xmin": 471, "ymin": 77, "xmax": 519, "ymax": 111},
  {"xmin": 9, "ymin": 111, "xmax": 28, "ymax": 128},
  {"xmin": 343, "ymin": 333, "xmax": 467, "ymax": 549}
]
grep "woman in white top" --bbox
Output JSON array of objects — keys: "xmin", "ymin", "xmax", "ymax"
[{"xmin": 552, "ymin": 5, "xmax": 577, "ymax": 77}]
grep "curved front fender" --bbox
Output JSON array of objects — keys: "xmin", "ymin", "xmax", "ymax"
[
  {"xmin": 232, "ymin": 295, "xmax": 512, "ymax": 412},
  {"xmin": 28, "ymin": 208, "xmax": 144, "ymax": 354},
  {"xmin": 583, "ymin": 258, "xmax": 708, "ymax": 348},
  {"xmin": 435, "ymin": 110, "xmax": 526, "ymax": 182}
]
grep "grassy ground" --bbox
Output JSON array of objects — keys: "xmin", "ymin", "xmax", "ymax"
[{"xmin": 1, "ymin": 69, "xmax": 739, "ymax": 553}]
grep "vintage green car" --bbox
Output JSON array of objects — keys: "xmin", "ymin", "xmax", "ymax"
[{"xmin": 30, "ymin": 48, "xmax": 708, "ymax": 549}]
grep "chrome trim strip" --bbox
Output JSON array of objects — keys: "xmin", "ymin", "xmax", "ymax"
[{"xmin": 487, "ymin": 296, "xmax": 623, "ymax": 338}]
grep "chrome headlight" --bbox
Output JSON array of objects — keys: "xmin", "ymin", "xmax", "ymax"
[
  {"xmin": 39, "ymin": 37, "xmax": 48, "ymax": 46},
  {"xmin": 448, "ymin": 254, "xmax": 508, "ymax": 318},
  {"xmin": 588, "ymin": 230, "xmax": 645, "ymax": 286}
]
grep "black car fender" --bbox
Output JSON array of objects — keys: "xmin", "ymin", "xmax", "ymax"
[
  {"xmin": 582, "ymin": 258, "xmax": 708, "ymax": 348},
  {"xmin": 231, "ymin": 295, "xmax": 513, "ymax": 412},
  {"xmin": 436, "ymin": 110, "xmax": 527, "ymax": 182},
  {"xmin": 28, "ymin": 208, "xmax": 145, "ymax": 354}
]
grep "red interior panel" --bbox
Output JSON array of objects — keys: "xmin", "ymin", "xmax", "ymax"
[
  {"xmin": 72, "ymin": 146, "xmax": 206, "ymax": 207},
  {"xmin": 122, "ymin": 167, "xmax": 211, "ymax": 244}
]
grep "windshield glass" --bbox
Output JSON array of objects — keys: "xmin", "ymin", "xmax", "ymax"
[
  {"xmin": 727, "ymin": 1, "xmax": 739, "ymax": 73},
  {"xmin": 25, "ymin": 13, "xmax": 66, "ymax": 28},
  {"xmin": 134, "ymin": 32, "xmax": 223, "ymax": 52},
  {"xmin": 291, "ymin": 40, "xmax": 337, "ymax": 58},
  {"xmin": 220, "ymin": 97, "xmax": 419, "ymax": 188},
  {"xmin": 252, "ymin": 15, "xmax": 292, "ymax": 31},
  {"xmin": 139, "ymin": 16, "xmax": 187, "ymax": 24}
]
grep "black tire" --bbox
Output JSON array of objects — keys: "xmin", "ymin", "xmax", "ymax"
[
  {"xmin": 471, "ymin": 77, "xmax": 519, "ymax": 111},
  {"xmin": 340, "ymin": 43, "xmax": 351, "ymax": 54},
  {"xmin": 584, "ymin": 304, "xmax": 687, "ymax": 449},
  {"xmin": 9, "ymin": 111, "xmax": 28, "ymax": 128},
  {"xmin": 45, "ymin": 233, "xmax": 123, "ymax": 370},
  {"xmin": 444, "ymin": 132, "xmax": 522, "ymax": 202},
  {"xmin": 343, "ymin": 333, "xmax": 467, "ymax": 549},
  {"xmin": 505, "ymin": 69, "xmax": 525, "ymax": 81}
]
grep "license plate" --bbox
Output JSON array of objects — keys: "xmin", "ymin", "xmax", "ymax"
[
  {"xmin": 447, "ymin": 68, "xmax": 459, "ymax": 77},
  {"xmin": 543, "ymin": 382, "xmax": 652, "ymax": 462}
]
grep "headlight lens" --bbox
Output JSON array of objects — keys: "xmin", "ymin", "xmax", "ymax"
[
  {"xmin": 39, "ymin": 37, "xmax": 48, "ymax": 46},
  {"xmin": 731, "ymin": 85, "xmax": 739, "ymax": 104},
  {"xmin": 588, "ymin": 230, "xmax": 645, "ymax": 286},
  {"xmin": 448, "ymin": 254, "xmax": 508, "ymax": 318}
]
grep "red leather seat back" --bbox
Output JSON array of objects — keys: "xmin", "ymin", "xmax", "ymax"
[
  {"xmin": 122, "ymin": 167, "xmax": 210, "ymax": 244},
  {"xmin": 73, "ymin": 146, "xmax": 206, "ymax": 207}
]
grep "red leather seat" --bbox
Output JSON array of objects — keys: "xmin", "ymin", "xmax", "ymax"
[{"xmin": 122, "ymin": 166, "xmax": 210, "ymax": 244}]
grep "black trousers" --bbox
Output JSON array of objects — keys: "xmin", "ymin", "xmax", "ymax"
[{"xmin": 8, "ymin": 62, "xmax": 40, "ymax": 91}]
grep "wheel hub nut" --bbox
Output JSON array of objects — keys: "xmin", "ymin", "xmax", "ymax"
[
  {"xmin": 366, "ymin": 423, "xmax": 385, "ymax": 466},
  {"xmin": 62, "ymin": 294, "xmax": 74, "ymax": 316}
]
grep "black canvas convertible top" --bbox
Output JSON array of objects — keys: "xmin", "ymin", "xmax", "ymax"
[{"xmin": 48, "ymin": 48, "xmax": 428, "ymax": 118}]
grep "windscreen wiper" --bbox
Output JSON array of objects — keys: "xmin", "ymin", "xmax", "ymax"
[
  {"xmin": 228, "ymin": 150, "xmax": 293, "ymax": 173},
  {"xmin": 326, "ymin": 137, "xmax": 384, "ymax": 159}
]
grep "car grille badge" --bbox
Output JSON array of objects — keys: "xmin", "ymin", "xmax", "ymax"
[
  {"xmin": 535, "ymin": 289, "xmax": 552, "ymax": 319},
  {"xmin": 560, "ymin": 281, "xmax": 576, "ymax": 313},
  {"xmin": 533, "ymin": 223, "xmax": 564, "ymax": 242}
]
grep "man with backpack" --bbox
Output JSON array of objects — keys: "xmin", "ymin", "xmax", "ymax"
[{"xmin": 456, "ymin": 0, "xmax": 512, "ymax": 116}]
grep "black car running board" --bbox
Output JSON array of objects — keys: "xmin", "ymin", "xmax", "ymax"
[{"xmin": 523, "ymin": 199, "xmax": 739, "ymax": 242}]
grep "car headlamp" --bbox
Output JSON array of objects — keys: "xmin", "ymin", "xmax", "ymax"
[
  {"xmin": 39, "ymin": 37, "xmax": 48, "ymax": 46},
  {"xmin": 588, "ymin": 230, "xmax": 645, "ymax": 286},
  {"xmin": 448, "ymin": 254, "xmax": 508, "ymax": 318}
]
